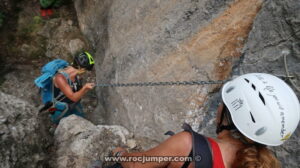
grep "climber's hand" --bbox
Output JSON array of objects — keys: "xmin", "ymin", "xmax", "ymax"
[
  {"xmin": 112, "ymin": 147, "xmax": 127, "ymax": 157},
  {"xmin": 84, "ymin": 83, "xmax": 95, "ymax": 90}
]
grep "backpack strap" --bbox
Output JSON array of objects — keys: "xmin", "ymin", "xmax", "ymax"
[
  {"xmin": 52, "ymin": 70, "xmax": 72, "ymax": 103},
  {"xmin": 164, "ymin": 131, "xmax": 175, "ymax": 136},
  {"xmin": 181, "ymin": 150, "xmax": 193, "ymax": 168},
  {"xmin": 181, "ymin": 123, "xmax": 213, "ymax": 168},
  {"xmin": 57, "ymin": 70, "xmax": 72, "ymax": 85}
]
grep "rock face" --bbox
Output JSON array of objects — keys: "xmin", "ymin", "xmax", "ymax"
[
  {"xmin": 0, "ymin": 65, "xmax": 41, "ymax": 106},
  {"xmin": 0, "ymin": 92, "xmax": 50, "ymax": 168},
  {"xmin": 74, "ymin": 0, "xmax": 263, "ymax": 141},
  {"xmin": 2, "ymin": 0, "xmax": 299, "ymax": 167},
  {"xmin": 240, "ymin": 0, "xmax": 300, "ymax": 90},
  {"xmin": 239, "ymin": 0, "xmax": 300, "ymax": 167},
  {"xmin": 38, "ymin": 18, "xmax": 88, "ymax": 60},
  {"xmin": 54, "ymin": 115, "xmax": 132, "ymax": 168},
  {"xmin": 0, "ymin": 0, "xmax": 14, "ymax": 13},
  {"xmin": 0, "ymin": 0, "xmax": 89, "ymax": 70},
  {"xmin": 74, "ymin": 0, "xmax": 300, "ymax": 166}
]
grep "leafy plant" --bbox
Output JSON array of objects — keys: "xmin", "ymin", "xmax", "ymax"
[
  {"xmin": 33, "ymin": 16, "xmax": 43, "ymax": 25},
  {"xmin": 40, "ymin": 0, "xmax": 56, "ymax": 8}
]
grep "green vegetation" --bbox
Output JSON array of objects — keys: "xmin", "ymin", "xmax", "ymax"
[
  {"xmin": 33, "ymin": 16, "xmax": 43, "ymax": 25},
  {"xmin": 18, "ymin": 15, "xmax": 45, "ymax": 40},
  {"xmin": 53, "ymin": 0, "xmax": 63, "ymax": 8},
  {"xmin": 23, "ymin": 16, "xmax": 44, "ymax": 33},
  {"xmin": 8, "ymin": 15, "xmax": 47, "ymax": 61},
  {"xmin": 40, "ymin": 0, "xmax": 63, "ymax": 8},
  {"xmin": 40, "ymin": 0, "xmax": 56, "ymax": 8}
]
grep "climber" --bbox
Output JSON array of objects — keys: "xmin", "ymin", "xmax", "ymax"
[
  {"xmin": 110, "ymin": 73, "xmax": 300, "ymax": 168},
  {"xmin": 35, "ymin": 51, "xmax": 95, "ymax": 124},
  {"xmin": 39, "ymin": 0, "xmax": 62, "ymax": 19}
]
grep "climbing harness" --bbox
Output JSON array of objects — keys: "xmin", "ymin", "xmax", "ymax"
[{"xmin": 96, "ymin": 80, "xmax": 227, "ymax": 88}]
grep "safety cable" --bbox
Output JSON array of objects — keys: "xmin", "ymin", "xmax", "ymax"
[
  {"xmin": 95, "ymin": 53, "xmax": 299, "ymax": 90},
  {"xmin": 96, "ymin": 80, "xmax": 227, "ymax": 88}
]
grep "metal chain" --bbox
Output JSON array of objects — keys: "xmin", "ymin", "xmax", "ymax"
[
  {"xmin": 94, "ymin": 51, "xmax": 298, "ymax": 89},
  {"xmin": 96, "ymin": 80, "xmax": 227, "ymax": 88}
]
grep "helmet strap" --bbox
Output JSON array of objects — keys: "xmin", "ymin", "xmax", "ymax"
[
  {"xmin": 72, "ymin": 59, "xmax": 80, "ymax": 69},
  {"xmin": 216, "ymin": 105, "xmax": 236, "ymax": 134},
  {"xmin": 77, "ymin": 68, "xmax": 86, "ymax": 74},
  {"xmin": 216, "ymin": 124, "xmax": 236, "ymax": 134}
]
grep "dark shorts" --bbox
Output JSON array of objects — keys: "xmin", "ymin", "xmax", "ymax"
[{"xmin": 51, "ymin": 103, "xmax": 84, "ymax": 124}]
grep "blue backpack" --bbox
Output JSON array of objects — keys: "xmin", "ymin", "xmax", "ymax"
[{"xmin": 35, "ymin": 59, "xmax": 69, "ymax": 104}]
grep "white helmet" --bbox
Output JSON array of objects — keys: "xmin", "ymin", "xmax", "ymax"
[{"xmin": 222, "ymin": 73, "xmax": 300, "ymax": 146}]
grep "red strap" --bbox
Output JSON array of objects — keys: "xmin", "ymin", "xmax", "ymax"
[{"xmin": 207, "ymin": 138, "xmax": 225, "ymax": 168}]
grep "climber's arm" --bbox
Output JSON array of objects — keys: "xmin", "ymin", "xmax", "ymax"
[
  {"xmin": 54, "ymin": 74, "xmax": 92, "ymax": 102},
  {"xmin": 115, "ymin": 131, "xmax": 193, "ymax": 168}
]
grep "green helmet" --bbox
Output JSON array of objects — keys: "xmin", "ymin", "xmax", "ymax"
[{"xmin": 73, "ymin": 52, "xmax": 95, "ymax": 71}]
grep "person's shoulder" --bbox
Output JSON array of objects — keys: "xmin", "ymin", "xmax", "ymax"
[
  {"xmin": 165, "ymin": 131, "xmax": 193, "ymax": 155},
  {"xmin": 172, "ymin": 131, "xmax": 193, "ymax": 146},
  {"xmin": 54, "ymin": 73, "xmax": 66, "ymax": 80},
  {"xmin": 54, "ymin": 73, "xmax": 68, "ymax": 84}
]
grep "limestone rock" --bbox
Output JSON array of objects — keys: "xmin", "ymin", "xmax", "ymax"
[
  {"xmin": 54, "ymin": 115, "xmax": 132, "ymax": 168},
  {"xmin": 38, "ymin": 18, "xmax": 88, "ymax": 60},
  {"xmin": 0, "ymin": 65, "xmax": 41, "ymax": 106},
  {"xmin": 126, "ymin": 139, "xmax": 137, "ymax": 149},
  {"xmin": 69, "ymin": 38, "xmax": 86, "ymax": 55},
  {"xmin": 239, "ymin": 0, "xmax": 300, "ymax": 167},
  {"xmin": 74, "ymin": 0, "xmax": 262, "ymax": 141},
  {"xmin": 0, "ymin": 92, "xmax": 49, "ymax": 168},
  {"xmin": 74, "ymin": 0, "xmax": 299, "ymax": 166}
]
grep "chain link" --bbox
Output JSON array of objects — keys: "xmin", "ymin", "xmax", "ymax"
[{"xmin": 96, "ymin": 80, "xmax": 227, "ymax": 88}]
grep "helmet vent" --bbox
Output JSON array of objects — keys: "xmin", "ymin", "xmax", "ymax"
[
  {"xmin": 259, "ymin": 92, "xmax": 265, "ymax": 105},
  {"xmin": 250, "ymin": 112, "xmax": 256, "ymax": 123},
  {"xmin": 226, "ymin": 86, "xmax": 235, "ymax": 93},
  {"xmin": 244, "ymin": 78, "xmax": 250, "ymax": 83},
  {"xmin": 251, "ymin": 84, "xmax": 256, "ymax": 90},
  {"xmin": 255, "ymin": 127, "xmax": 267, "ymax": 136}
]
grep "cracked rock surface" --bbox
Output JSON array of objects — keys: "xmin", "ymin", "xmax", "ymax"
[{"xmin": 0, "ymin": 92, "xmax": 51, "ymax": 168}]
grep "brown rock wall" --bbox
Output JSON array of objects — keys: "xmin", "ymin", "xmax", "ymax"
[{"xmin": 75, "ymin": 0, "xmax": 263, "ymax": 141}]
